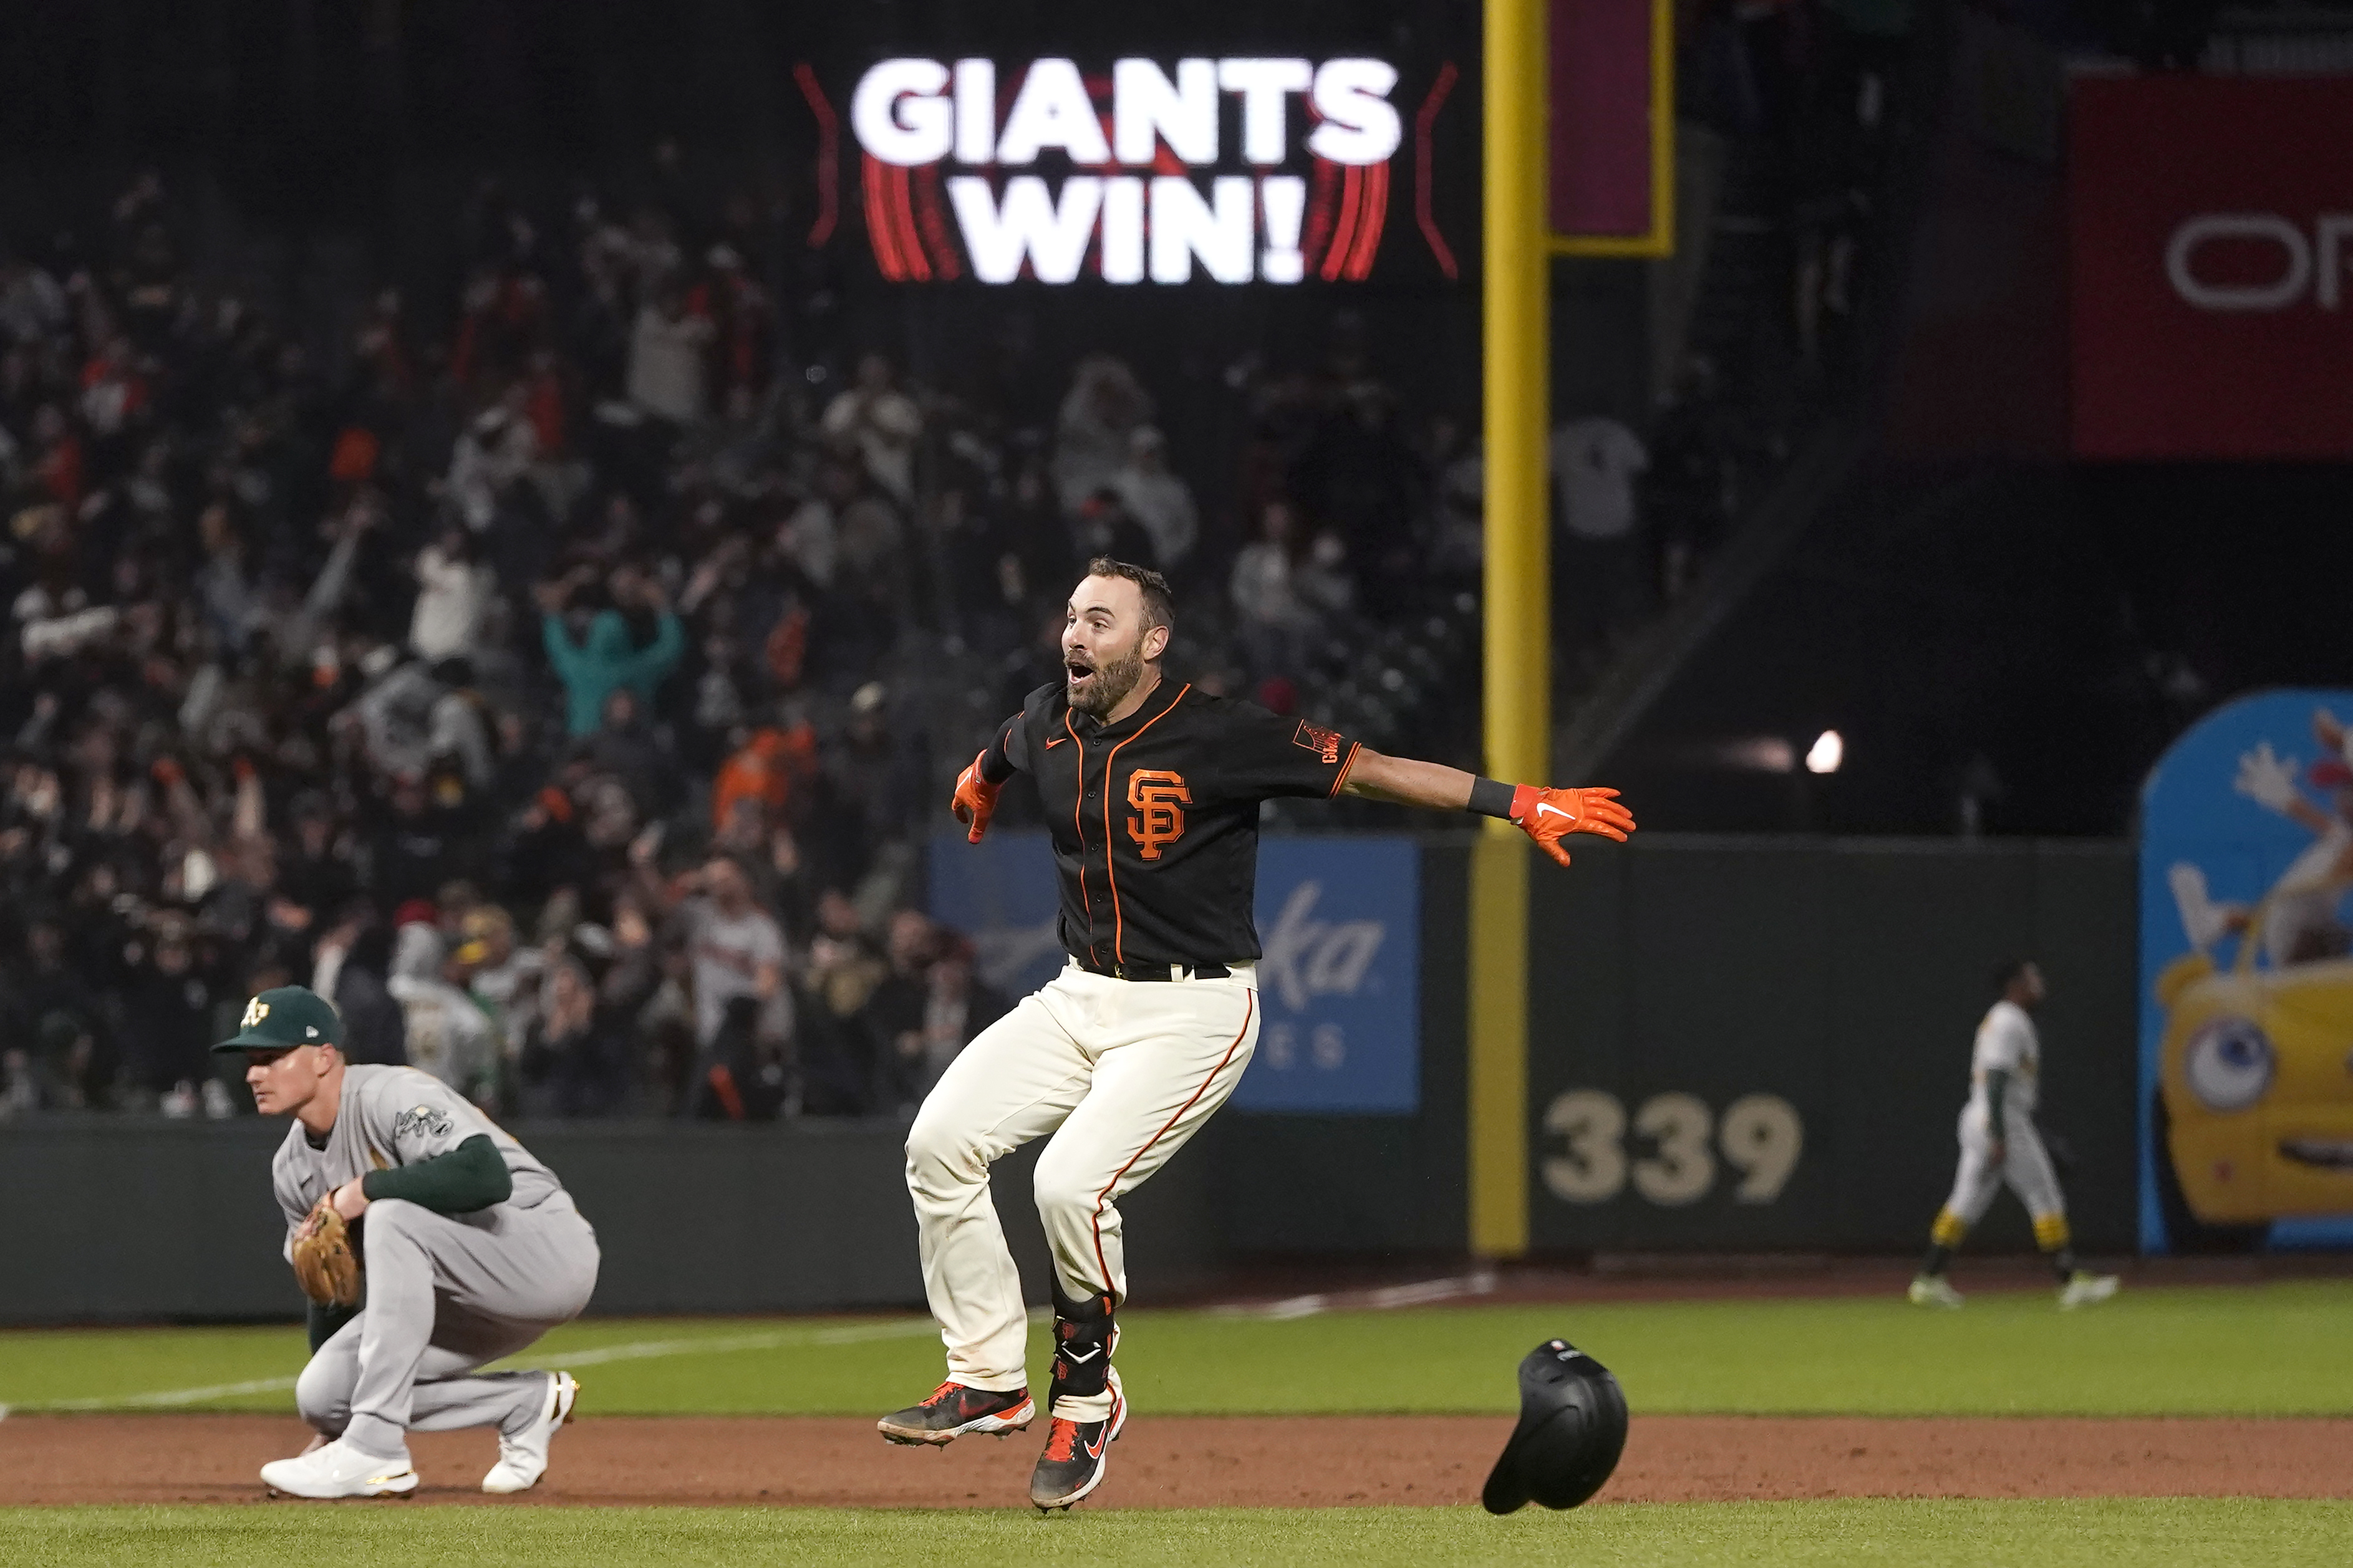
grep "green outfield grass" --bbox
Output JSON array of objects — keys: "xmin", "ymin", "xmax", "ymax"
[
  {"xmin": 5, "ymin": 1280, "xmax": 2351, "ymax": 1418},
  {"xmin": 5, "ymin": 1501, "xmax": 2346, "ymax": 1568}
]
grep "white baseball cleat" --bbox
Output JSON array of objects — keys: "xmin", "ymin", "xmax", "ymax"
[
  {"xmin": 260, "ymin": 1436, "xmax": 418, "ymax": 1499},
  {"xmin": 483, "ymin": 1370, "xmax": 581, "ymax": 1494},
  {"xmin": 2058, "ymin": 1272, "xmax": 2120, "ymax": 1310},
  {"xmin": 1907, "ymin": 1274, "xmax": 1964, "ymax": 1309}
]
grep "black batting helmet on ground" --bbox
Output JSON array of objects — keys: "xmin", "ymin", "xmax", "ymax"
[{"xmin": 1481, "ymin": 1338, "xmax": 1630, "ymax": 1514}]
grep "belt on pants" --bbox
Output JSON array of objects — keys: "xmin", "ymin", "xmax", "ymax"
[{"xmin": 1073, "ymin": 955, "xmax": 1232, "ymax": 981}]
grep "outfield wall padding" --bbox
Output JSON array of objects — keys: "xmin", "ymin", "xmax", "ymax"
[{"xmin": 1523, "ymin": 837, "xmax": 2137, "ymax": 1255}]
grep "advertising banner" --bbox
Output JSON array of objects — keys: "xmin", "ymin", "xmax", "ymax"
[
  {"xmin": 929, "ymin": 832, "xmax": 1421, "ymax": 1113},
  {"xmin": 2071, "ymin": 77, "xmax": 2353, "ymax": 459},
  {"xmin": 2139, "ymin": 691, "xmax": 2353, "ymax": 1253}
]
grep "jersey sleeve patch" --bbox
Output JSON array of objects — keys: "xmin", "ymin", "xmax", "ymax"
[
  {"xmin": 1292, "ymin": 721, "xmax": 1345, "ymax": 764},
  {"xmin": 392, "ymin": 1103, "xmax": 455, "ymax": 1142}
]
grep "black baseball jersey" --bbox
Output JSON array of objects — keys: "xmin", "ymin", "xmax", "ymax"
[{"xmin": 977, "ymin": 679, "xmax": 1362, "ymax": 971}]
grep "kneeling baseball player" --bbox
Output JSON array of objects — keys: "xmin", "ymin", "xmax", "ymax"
[
  {"xmin": 218, "ymin": 986, "xmax": 600, "ymax": 1498},
  {"xmin": 879, "ymin": 560, "xmax": 1635, "ymax": 1509}
]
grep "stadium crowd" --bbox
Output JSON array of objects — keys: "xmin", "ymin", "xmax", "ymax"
[{"xmin": 0, "ymin": 163, "xmax": 1483, "ymax": 1123}]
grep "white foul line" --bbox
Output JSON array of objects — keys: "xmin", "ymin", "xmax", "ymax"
[
  {"xmin": 4, "ymin": 1284, "xmax": 1474, "ymax": 1415},
  {"xmin": 1209, "ymin": 1271, "xmax": 1499, "ymax": 1321},
  {"xmin": 11, "ymin": 1315, "xmax": 944, "ymax": 1414}
]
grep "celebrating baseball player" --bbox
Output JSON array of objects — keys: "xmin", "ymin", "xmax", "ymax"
[
  {"xmin": 1908, "ymin": 960, "xmax": 2119, "ymax": 1311},
  {"xmin": 879, "ymin": 559, "xmax": 1635, "ymax": 1509},
  {"xmin": 217, "ymin": 985, "xmax": 600, "ymax": 1498}
]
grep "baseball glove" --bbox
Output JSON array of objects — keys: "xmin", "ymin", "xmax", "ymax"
[{"xmin": 291, "ymin": 1196, "xmax": 363, "ymax": 1307}]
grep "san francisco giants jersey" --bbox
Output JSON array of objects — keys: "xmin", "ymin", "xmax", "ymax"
[
  {"xmin": 269, "ymin": 1064, "xmax": 565, "ymax": 1252},
  {"xmin": 1966, "ymin": 999, "xmax": 2040, "ymax": 1123},
  {"xmin": 980, "ymin": 680, "xmax": 1361, "ymax": 970}
]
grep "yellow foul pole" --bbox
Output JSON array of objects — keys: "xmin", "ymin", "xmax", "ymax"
[{"xmin": 1469, "ymin": 0, "xmax": 1549, "ymax": 1260}]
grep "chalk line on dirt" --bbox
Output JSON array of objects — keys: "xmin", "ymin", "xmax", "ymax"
[{"xmin": 14, "ymin": 1315, "xmax": 945, "ymax": 1414}]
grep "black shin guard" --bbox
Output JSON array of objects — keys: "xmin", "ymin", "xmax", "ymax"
[{"xmin": 1048, "ymin": 1281, "xmax": 1116, "ymax": 1405}]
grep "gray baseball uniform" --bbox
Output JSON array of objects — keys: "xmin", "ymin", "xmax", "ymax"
[{"xmin": 271, "ymin": 1064, "xmax": 599, "ymax": 1458}]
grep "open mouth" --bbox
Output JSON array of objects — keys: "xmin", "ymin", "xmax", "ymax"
[
  {"xmin": 1066, "ymin": 660, "xmax": 1095, "ymax": 685},
  {"xmin": 2279, "ymin": 1138, "xmax": 2353, "ymax": 1171}
]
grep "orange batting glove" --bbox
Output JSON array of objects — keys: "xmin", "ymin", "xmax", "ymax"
[
  {"xmin": 950, "ymin": 751, "xmax": 1002, "ymax": 844},
  {"xmin": 1510, "ymin": 785, "xmax": 1635, "ymax": 867}
]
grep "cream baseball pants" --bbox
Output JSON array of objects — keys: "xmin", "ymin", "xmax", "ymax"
[
  {"xmin": 1935, "ymin": 1105, "xmax": 2069, "ymax": 1249},
  {"xmin": 904, "ymin": 959, "xmax": 1258, "ymax": 1420}
]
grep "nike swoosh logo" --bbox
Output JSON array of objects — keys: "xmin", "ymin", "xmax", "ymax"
[
  {"xmin": 1044, "ymin": 736, "xmax": 1066, "ymax": 749},
  {"xmin": 1085, "ymin": 1430, "xmax": 1108, "ymax": 1459},
  {"xmin": 1535, "ymin": 803, "xmax": 1573, "ymax": 820},
  {"xmin": 1061, "ymin": 1345, "xmax": 1101, "ymax": 1362}
]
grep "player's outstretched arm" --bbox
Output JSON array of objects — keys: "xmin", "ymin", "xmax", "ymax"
[
  {"xmin": 1340, "ymin": 749, "xmax": 1635, "ymax": 867},
  {"xmin": 951, "ymin": 713, "xmax": 1027, "ymax": 844}
]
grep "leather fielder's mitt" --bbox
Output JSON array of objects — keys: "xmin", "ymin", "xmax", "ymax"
[{"xmin": 291, "ymin": 1196, "xmax": 362, "ymax": 1307}]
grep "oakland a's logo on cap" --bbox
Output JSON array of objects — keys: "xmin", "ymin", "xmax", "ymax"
[{"xmin": 242, "ymin": 996, "xmax": 271, "ymax": 1028}]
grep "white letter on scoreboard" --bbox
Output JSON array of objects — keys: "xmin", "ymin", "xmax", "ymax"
[
  {"xmin": 851, "ymin": 59, "xmax": 952, "ymax": 166},
  {"xmin": 1114, "ymin": 58, "xmax": 1218, "ymax": 166},
  {"xmin": 1217, "ymin": 58, "xmax": 1312, "ymax": 166},
  {"xmin": 954, "ymin": 59, "xmax": 996, "ymax": 165},
  {"xmin": 949, "ymin": 176, "xmax": 1104, "ymax": 284},
  {"xmin": 1101, "ymin": 178, "xmax": 1146, "ymax": 284},
  {"xmin": 1307, "ymin": 59, "xmax": 1402, "ymax": 165},
  {"xmin": 1150, "ymin": 176, "xmax": 1254, "ymax": 284},
  {"xmin": 995, "ymin": 59, "xmax": 1111, "ymax": 166}
]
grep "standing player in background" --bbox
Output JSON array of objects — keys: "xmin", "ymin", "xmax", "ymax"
[
  {"xmin": 1909, "ymin": 960, "xmax": 2120, "ymax": 1310},
  {"xmin": 218, "ymin": 986, "xmax": 599, "ymax": 1497},
  {"xmin": 877, "ymin": 559, "xmax": 1636, "ymax": 1510}
]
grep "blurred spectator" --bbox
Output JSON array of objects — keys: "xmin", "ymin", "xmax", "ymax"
[
  {"xmin": 410, "ymin": 529, "xmax": 496, "ymax": 661},
  {"xmin": 310, "ymin": 905, "xmax": 406, "ymax": 1067},
  {"xmin": 627, "ymin": 285, "xmax": 714, "ymax": 428},
  {"xmin": 643, "ymin": 848, "xmax": 792, "ymax": 1118},
  {"xmin": 539, "ymin": 569, "xmax": 684, "ymax": 738},
  {"xmin": 1053, "ymin": 355, "xmax": 1152, "ymax": 512},
  {"xmin": 821, "ymin": 354, "xmax": 923, "ymax": 504},
  {"xmin": 455, "ymin": 903, "xmax": 543, "ymax": 1067},
  {"xmin": 798, "ymin": 887, "xmax": 887, "ymax": 1116},
  {"xmin": 868, "ymin": 911, "xmax": 1010, "ymax": 1112},
  {"xmin": 386, "ymin": 911, "xmax": 500, "ymax": 1107},
  {"xmin": 1109, "ymin": 427, "xmax": 1199, "ymax": 575},
  {"xmin": 518, "ymin": 931, "xmax": 632, "ymax": 1117},
  {"xmin": 1551, "ymin": 415, "xmax": 1651, "ymax": 665},
  {"xmin": 1230, "ymin": 501, "xmax": 1348, "ymax": 679}
]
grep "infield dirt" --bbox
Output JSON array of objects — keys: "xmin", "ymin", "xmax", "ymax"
[{"xmin": 4, "ymin": 1413, "xmax": 2348, "ymax": 1508}]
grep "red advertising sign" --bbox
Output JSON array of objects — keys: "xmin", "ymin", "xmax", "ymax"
[
  {"xmin": 2072, "ymin": 77, "xmax": 2353, "ymax": 459},
  {"xmin": 1548, "ymin": 0, "xmax": 1671, "ymax": 254}
]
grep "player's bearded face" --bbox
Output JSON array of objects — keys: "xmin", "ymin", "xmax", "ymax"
[{"xmin": 1065, "ymin": 626, "xmax": 1147, "ymax": 717}]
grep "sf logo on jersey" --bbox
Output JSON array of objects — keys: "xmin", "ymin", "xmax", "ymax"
[{"xmin": 1124, "ymin": 770, "xmax": 1191, "ymax": 860}]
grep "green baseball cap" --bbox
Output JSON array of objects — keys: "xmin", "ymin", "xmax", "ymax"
[{"xmin": 212, "ymin": 986, "xmax": 343, "ymax": 1054}]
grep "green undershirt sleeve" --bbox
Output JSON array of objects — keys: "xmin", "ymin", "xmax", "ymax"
[
  {"xmin": 1985, "ymin": 1069, "xmax": 2009, "ymax": 1138},
  {"xmin": 307, "ymin": 1301, "xmax": 358, "ymax": 1353},
  {"xmin": 360, "ymin": 1133, "xmax": 513, "ymax": 1216}
]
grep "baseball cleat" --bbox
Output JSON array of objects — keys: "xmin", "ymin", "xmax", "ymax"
[
  {"xmin": 2058, "ymin": 1271, "xmax": 2120, "ymax": 1310},
  {"xmin": 1907, "ymin": 1274, "xmax": 1964, "ymax": 1309},
  {"xmin": 1029, "ymin": 1369, "xmax": 1125, "ymax": 1512},
  {"xmin": 483, "ymin": 1370, "xmax": 581, "ymax": 1494},
  {"xmin": 260, "ymin": 1436, "xmax": 418, "ymax": 1499},
  {"xmin": 877, "ymin": 1381, "xmax": 1035, "ymax": 1446}
]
